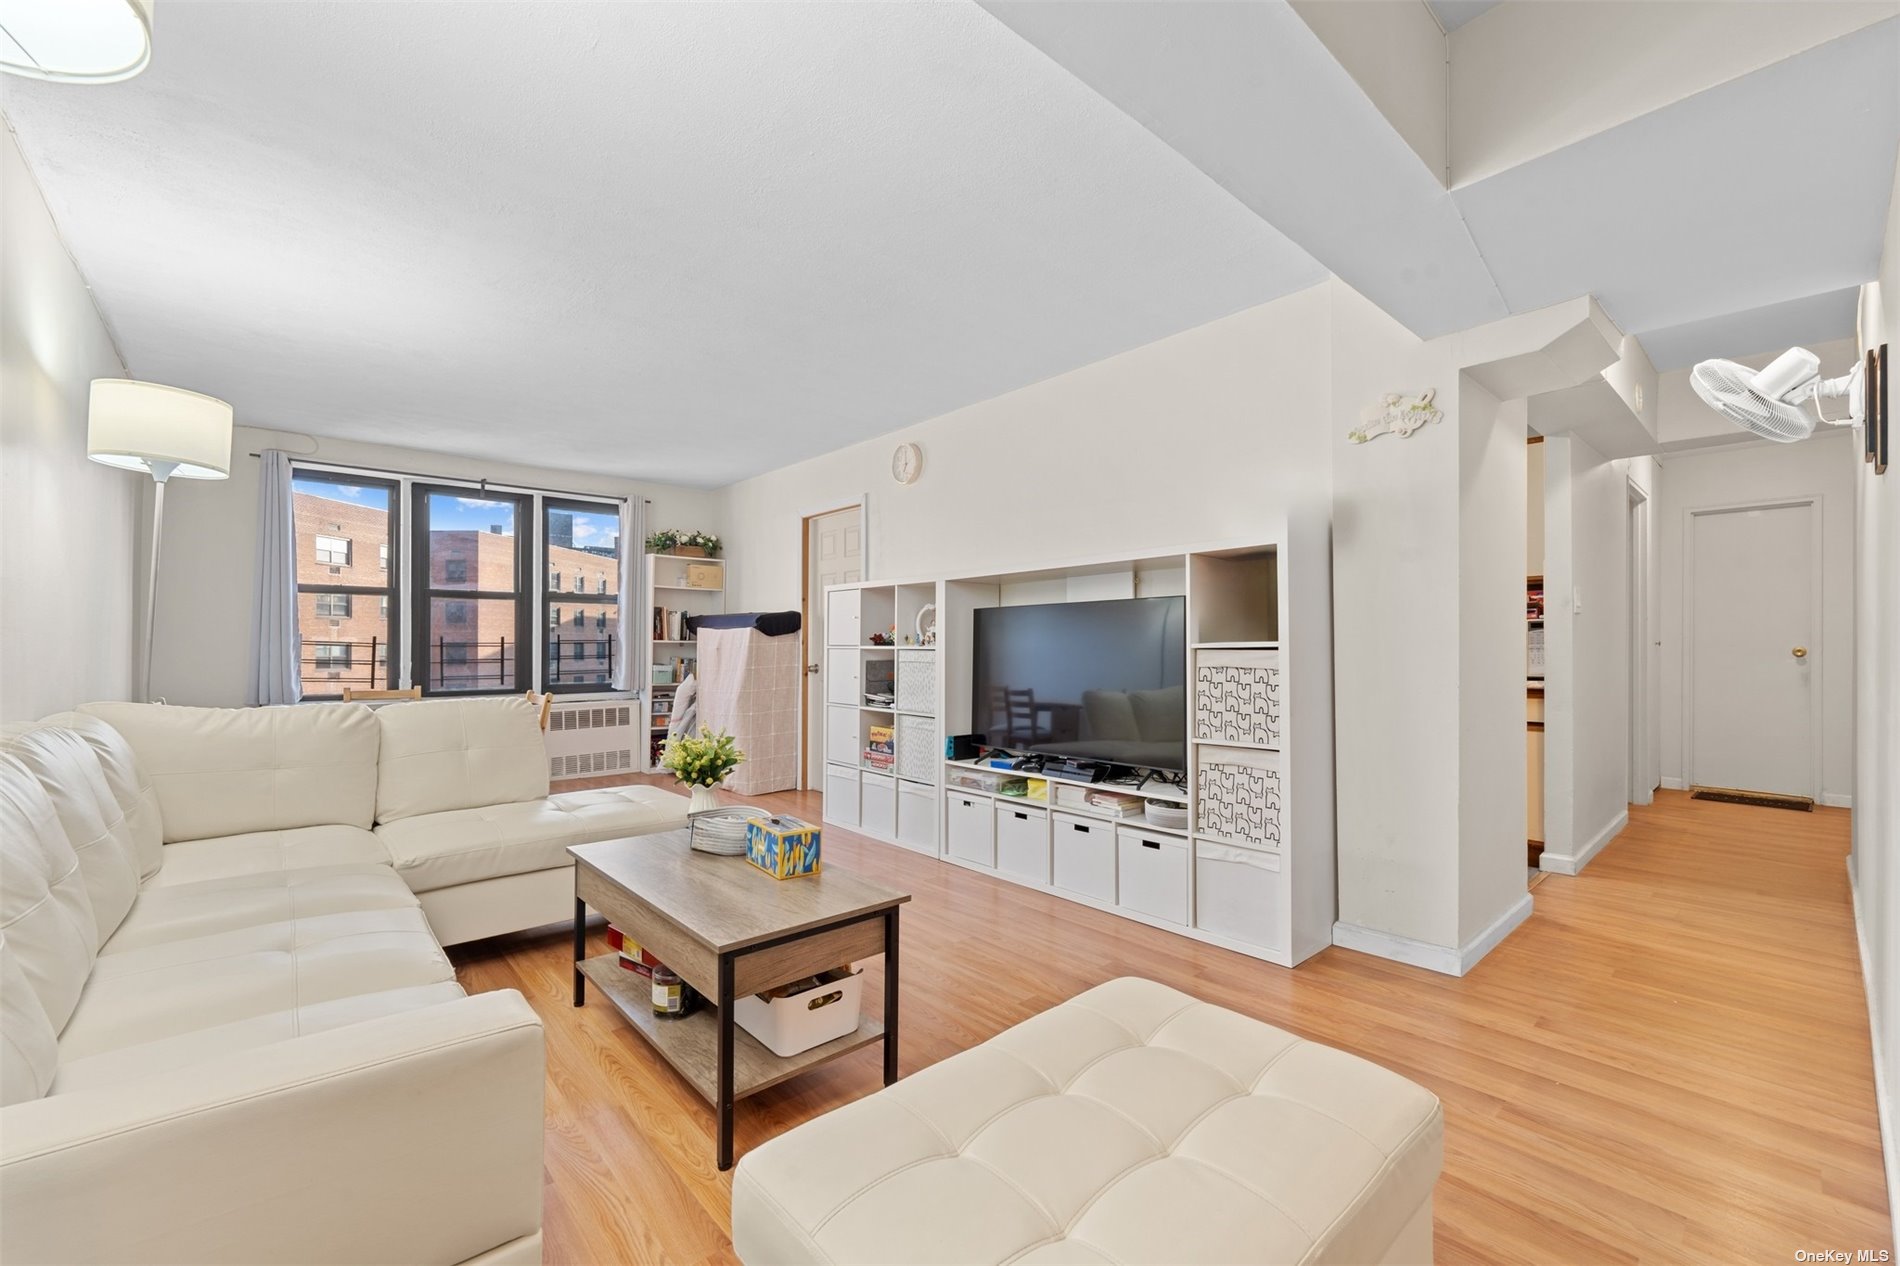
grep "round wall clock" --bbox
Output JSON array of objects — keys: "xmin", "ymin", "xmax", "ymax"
[{"xmin": 891, "ymin": 441, "xmax": 923, "ymax": 485}]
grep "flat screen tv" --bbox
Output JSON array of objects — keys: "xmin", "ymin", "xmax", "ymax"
[{"xmin": 971, "ymin": 596, "xmax": 1187, "ymax": 773}]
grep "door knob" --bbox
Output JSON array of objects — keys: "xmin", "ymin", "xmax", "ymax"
[
  {"xmin": 1792, "ymin": 647, "xmax": 1808, "ymax": 659},
  {"xmin": 807, "ymin": 663, "xmax": 821, "ymax": 675}
]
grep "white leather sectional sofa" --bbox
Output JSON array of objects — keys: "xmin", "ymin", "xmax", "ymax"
[{"xmin": 0, "ymin": 695, "xmax": 687, "ymax": 1265}]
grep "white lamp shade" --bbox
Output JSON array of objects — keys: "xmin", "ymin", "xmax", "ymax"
[
  {"xmin": 0, "ymin": 0, "xmax": 153, "ymax": 84},
  {"xmin": 88, "ymin": 379, "xmax": 233, "ymax": 479}
]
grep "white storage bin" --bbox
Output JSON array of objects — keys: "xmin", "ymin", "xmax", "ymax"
[
  {"xmin": 1116, "ymin": 828, "xmax": 1189, "ymax": 925},
  {"xmin": 895, "ymin": 714, "xmax": 937, "ymax": 784},
  {"xmin": 825, "ymin": 705, "xmax": 859, "ymax": 769},
  {"xmin": 945, "ymin": 791, "xmax": 994, "ymax": 867},
  {"xmin": 1194, "ymin": 841, "xmax": 1286, "ymax": 952},
  {"xmin": 824, "ymin": 765, "xmax": 859, "ymax": 828},
  {"xmin": 825, "ymin": 589, "xmax": 861, "ymax": 648},
  {"xmin": 1194, "ymin": 648, "xmax": 1281, "ymax": 747},
  {"xmin": 897, "ymin": 781, "xmax": 937, "ymax": 852},
  {"xmin": 861, "ymin": 770, "xmax": 896, "ymax": 839},
  {"xmin": 825, "ymin": 648, "xmax": 861, "ymax": 707},
  {"xmin": 995, "ymin": 803, "xmax": 1050, "ymax": 883},
  {"xmin": 735, "ymin": 968, "xmax": 863, "ymax": 1057},
  {"xmin": 895, "ymin": 650, "xmax": 936, "ymax": 713},
  {"xmin": 1052, "ymin": 813, "xmax": 1116, "ymax": 903},
  {"xmin": 1195, "ymin": 744, "xmax": 1282, "ymax": 849}
]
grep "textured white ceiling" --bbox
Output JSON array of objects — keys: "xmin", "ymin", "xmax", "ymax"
[{"xmin": 0, "ymin": 1, "xmax": 1324, "ymax": 486}]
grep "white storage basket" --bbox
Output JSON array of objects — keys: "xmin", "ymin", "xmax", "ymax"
[
  {"xmin": 1195, "ymin": 745, "xmax": 1282, "ymax": 849},
  {"xmin": 895, "ymin": 714, "xmax": 937, "ymax": 783},
  {"xmin": 895, "ymin": 650, "xmax": 936, "ymax": 713},
  {"xmin": 1194, "ymin": 648, "xmax": 1281, "ymax": 747},
  {"xmin": 734, "ymin": 968, "xmax": 864, "ymax": 1057}
]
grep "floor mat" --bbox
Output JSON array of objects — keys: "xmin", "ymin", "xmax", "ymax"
[{"xmin": 1689, "ymin": 787, "xmax": 1813, "ymax": 812}]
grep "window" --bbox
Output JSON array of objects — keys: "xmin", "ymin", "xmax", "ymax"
[
  {"xmin": 293, "ymin": 473, "xmax": 398, "ymax": 697},
  {"xmin": 414, "ymin": 486, "xmax": 527, "ymax": 694},
  {"xmin": 542, "ymin": 499, "xmax": 621, "ymax": 692}
]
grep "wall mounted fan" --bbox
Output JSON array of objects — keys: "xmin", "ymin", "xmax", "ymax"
[{"xmin": 1690, "ymin": 347, "xmax": 1863, "ymax": 442}]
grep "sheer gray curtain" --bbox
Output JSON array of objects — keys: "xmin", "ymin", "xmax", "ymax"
[
  {"xmin": 612, "ymin": 497, "xmax": 641, "ymax": 692},
  {"xmin": 247, "ymin": 449, "xmax": 303, "ymax": 705}
]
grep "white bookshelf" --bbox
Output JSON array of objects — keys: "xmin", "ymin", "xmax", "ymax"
[
  {"xmin": 819, "ymin": 520, "xmax": 1334, "ymax": 967},
  {"xmin": 644, "ymin": 553, "xmax": 724, "ymax": 771}
]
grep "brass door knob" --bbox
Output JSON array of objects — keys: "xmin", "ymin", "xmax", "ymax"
[{"xmin": 1792, "ymin": 647, "xmax": 1809, "ymax": 659}]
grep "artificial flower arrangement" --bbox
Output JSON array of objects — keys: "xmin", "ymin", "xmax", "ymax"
[
  {"xmin": 661, "ymin": 727, "xmax": 744, "ymax": 813},
  {"xmin": 645, "ymin": 529, "xmax": 722, "ymax": 557}
]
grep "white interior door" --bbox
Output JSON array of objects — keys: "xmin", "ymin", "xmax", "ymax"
[
  {"xmin": 1688, "ymin": 501, "xmax": 1817, "ymax": 798},
  {"xmin": 804, "ymin": 508, "xmax": 862, "ymax": 787}
]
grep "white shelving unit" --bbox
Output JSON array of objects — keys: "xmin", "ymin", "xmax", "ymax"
[
  {"xmin": 644, "ymin": 553, "xmax": 725, "ymax": 771},
  {"xmin": 821, "ymin": 581, "xmax": 940, "ymax": 854},
  {"xmin": 819, "ymin": 519, "xmax": 1334, "ymax": 967}
]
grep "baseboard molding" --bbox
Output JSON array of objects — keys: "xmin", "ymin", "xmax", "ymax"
[
  {"xmin": 1661, "ymin": 777, "xmax": 1687, "ymax": 791},
  {"xmin": 1823, "ymin": 793, "xmax": 1855, "ymax": 809},
  {"xmin": 1333, "ymin": 893, "xmax": 1534, "ymax": 978},
  {"xmin": 1540, "ymin": 809, "xmax": 1628, "ymax": 876},
  {"xmin": 1848, "ymin": 861, "xmax": 1900, "ymax": 1248}
]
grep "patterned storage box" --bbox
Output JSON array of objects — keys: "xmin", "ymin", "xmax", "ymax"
[
  {"xmin": 745, "ymin": 815, "xmax": 822, "ymax": 879},
  {"xmin": 895, "ymin": 650, "xmax": 936, "ymax": 713},
  {"xmin": 1195, "ymin": 745, "xmax": 1282, "ymax": 850},
  {"xmin": 895, "ymin": 714, "xmax": 938, "ymax": 784},
  {"xmin": 1194, "ymin": 649, "xmax": 1281, "ymax": 747}
]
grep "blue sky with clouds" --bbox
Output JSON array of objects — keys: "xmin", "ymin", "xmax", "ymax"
[{"xmin": 294, "ymin": 478, "xmax": 616, "ymax": 550}]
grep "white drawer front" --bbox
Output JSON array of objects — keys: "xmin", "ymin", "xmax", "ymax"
[
  {"xmin": 1194, "ymin": 840, "xmax": 1286, "ymax": 952},
  {"xmin": 896, "ymin": 782, "xmax": 937, "ymax": 852},
  {"xmin": 1116, "ymin": 828, "xmax": 1189, "ymax": 926},
  {"xmin": 826, "ymin": 589, "xmax": 860, "ymax": 648},
  {"xmin": 861, "ymin": 770, "xmax": 896, "ymax": 839},
  {"xmin": 995, "ymin": 803, "xmax": 1050, "ymax": 883},
  {"xmin": 826, "ymin": 648, "xmax": 861, "ymax": 707},
  {"xmin": 1194, "ymin": 648, "xmax": 1281, "ymax": 747},
  {"xmin": 825, "ymin": 705, "xmax": 859, "ymax": 769},
  {"xmin": 1195, "ymin": 744, "xmax": 1282, "ymax": 849},
  {"xmin": 1051, "ymin": 813, "xmax": 1116, "ymax": 903},
  {"xmin": 824, "ymin": 765, "xmax": 859, "ymax": 828},
  {"xmin": 945, "ymin": 792, "xmax": 995, "ymax": 867}
]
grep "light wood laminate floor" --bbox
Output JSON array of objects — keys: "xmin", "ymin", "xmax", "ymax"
[{"xmin": 449, "ymin": 785, "xmax": 1886, "ymax": 1265}]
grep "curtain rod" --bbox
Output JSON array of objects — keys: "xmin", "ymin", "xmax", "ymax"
[{"xmin": 253, "ymin": 450, "xmax": 632, "ymax": 504}]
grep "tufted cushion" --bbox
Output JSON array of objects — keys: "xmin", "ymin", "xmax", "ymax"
[
  {"xmin": 2, "ymin": 724, "xmax": 145, "ymax": 948},
  {"xmin": 40, "ymin": 712, "xmax": 164, "ymax": 878},
  {"xmin": 373, "ymin": 697, "xmax": 549, "ymax": 824},
  {"xmin": 1, "ymin": 934, "xmax": 58, "ymax": 1106},
  {"xmin": 0, "ymin": 756, "xmax": 99, "ymax": 1033},
  {"xmin": 106, "ymin": 864, "xmax": 420, "ymax": 955},
  {"xmin": 373, "ymin": 784, "xmax": 686, "ymax": 892},
  {"xmin": 732, "ymin": 978, "xmax": 1444, "ymax": 1266},
  {"xmin": 79, "ymin": 702, "xmax": 381, "ymax": 840}
]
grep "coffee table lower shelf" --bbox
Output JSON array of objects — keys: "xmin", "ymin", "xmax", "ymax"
[{"xmin": 578, "ymin": 955, "xmax": 884, "ymax": 1102}]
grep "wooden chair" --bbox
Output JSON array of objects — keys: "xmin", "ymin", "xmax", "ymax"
[
  {"xmin": 341, "ymin": 686, "xmax": 421, "ymax": 702},
  {"xmin": 524, "ymin": 690, "xmax": 553, "ymax": 731}
]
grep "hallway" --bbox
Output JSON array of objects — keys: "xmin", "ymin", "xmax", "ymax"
[{"xmin": 452, "ymin": 784, "xmax": 1885, "ymax": 1265}]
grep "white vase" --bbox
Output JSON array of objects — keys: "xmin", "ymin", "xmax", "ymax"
[{"xmin": 687, "ymin": 783, "xmax": 720, "ymax": 815}]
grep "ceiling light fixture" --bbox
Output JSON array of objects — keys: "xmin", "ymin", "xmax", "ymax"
[{"xmin": 0, "ymin": 0, "xmax": 152, "ymax": 85}]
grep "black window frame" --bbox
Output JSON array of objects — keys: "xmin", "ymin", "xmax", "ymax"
[
  {"xmin": 542, "ymin": 496, "xmax": 620, "ymax": 694},
  {"xmin": 412, "ymin": 483, "xmax": 531, "ymax": 696},
  {"xmin": 294, "ymin": 471, "xmax": 399, "ymax": 699}
]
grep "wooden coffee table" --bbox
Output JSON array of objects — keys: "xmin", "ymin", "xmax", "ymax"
[{"xmin": 569, "ymin": 830, "xmax": 910, "ymax": 1170}]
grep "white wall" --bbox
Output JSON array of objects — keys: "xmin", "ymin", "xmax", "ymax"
[
  {"xmin": 1657, "ymin": 432, "xmax": 1859, "ymax": 804},
  {"xmin": 0, "ymin": 126, "xmax": 137, "ymax": 721},
  {"xmin": 718, "ymin": 288, "xmax": 1334, "ymax": 611},
  {"xmin": 1848, "ymin": 144, "xmax": 1900, "ymax": 1244},
  {"xmin": 1540, "ymin": 434, "xmax": 1635, "ymax": 872},
  {"xmin": 149, "ymin": 424, "xmax": 724, "ymax": 706}
]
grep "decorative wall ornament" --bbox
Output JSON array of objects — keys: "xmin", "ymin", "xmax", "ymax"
[{"xmin": 1349, "ymin": 388, "xmax": 1441, "ymax": 444}]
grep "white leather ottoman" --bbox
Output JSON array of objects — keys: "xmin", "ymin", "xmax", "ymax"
[{"xmin": 731, "ymin": 978, "xmax": 1442, "ymax": 1266}]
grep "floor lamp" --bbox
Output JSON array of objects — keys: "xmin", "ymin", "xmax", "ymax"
[{"xmin": 87, "ymin": 379, "xmax": 234, "ymax": 700}]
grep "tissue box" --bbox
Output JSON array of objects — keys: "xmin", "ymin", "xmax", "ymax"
[{"xmin": 745, "ymin": 815, "xmax": 822, "ymax": 879}]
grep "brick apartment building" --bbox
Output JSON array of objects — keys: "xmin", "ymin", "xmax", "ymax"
[{"xmin": 296, "ymin": 489, "xmax": 620, "ymax": 696}]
